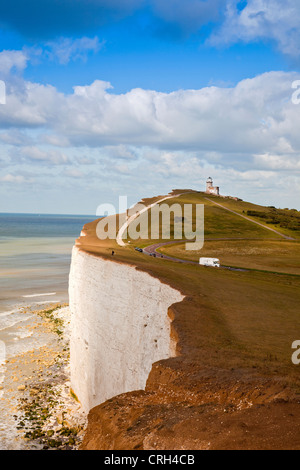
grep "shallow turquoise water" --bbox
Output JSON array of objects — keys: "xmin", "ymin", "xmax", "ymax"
[
  {"xmin": 0, "ymin": 213, "xmax": 95, "ymax": 448},
  {"xmin": 0, "ymin": 213, "xmax": 96, "ymax": 314}
]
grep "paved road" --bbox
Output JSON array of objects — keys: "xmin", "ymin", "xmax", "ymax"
[
  {"xmin": 143, "ymin": 240, "xmax": 198, "ymax": 264},
  {"xmin": 143, "ymin": 241, "xmax": 247, "ymax": 271},
  {"xmin": 118, "ymin": 192, "xmax": 294, "ymax": 270}
]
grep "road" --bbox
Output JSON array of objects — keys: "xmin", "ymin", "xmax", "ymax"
[
  {"xmin": 143, "ymin": 240, "xmax": 248, "ymax": 272},
  {"xmin": 143, "ymin": 240, "xmax": 198, "ymax": 264},
  {"xmin": 116, "ymin": 192, "xmax": 294, "ymax": 269}
]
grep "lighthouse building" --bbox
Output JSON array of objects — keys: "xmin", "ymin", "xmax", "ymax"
[{"xmin": 205, "ymin": 177, "xmax": 220, "ymax": 196}]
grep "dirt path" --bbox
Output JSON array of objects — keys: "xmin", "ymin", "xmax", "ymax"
[
  {"xmin": 116, "ymin": 194, "xmax": 182, "ymax": 247},
  {"xmin": 204, "ymin": 197, "xmax": 295, "ymax": 240}
]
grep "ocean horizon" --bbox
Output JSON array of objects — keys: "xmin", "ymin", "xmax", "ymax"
[
  {"xmin": 0, "ymin": 212, "xmax": 97, "ymax": 307},
  {"xmin": 0, "ymin": 211, "xmax": 96, "ymax": 352},
  {"xmin": 0, "ymin": 212, "xmax": 96, "ymax": 449}
]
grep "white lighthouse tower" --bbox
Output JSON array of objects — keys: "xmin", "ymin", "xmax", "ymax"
[{"xmin": 206, "ymin": 177, "xmax": 220, "ymax": 196}]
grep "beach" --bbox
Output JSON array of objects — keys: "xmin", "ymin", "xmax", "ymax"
[
  {"xmin": 0, "ymin": 303, "xmax": 87, "ymax": 450},
  {"xmin": 0, "ymin": 213, "xmax": 95, "ymax": 450}
]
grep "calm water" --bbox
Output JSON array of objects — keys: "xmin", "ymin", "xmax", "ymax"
[
  {"xmin": 0, "ymin": 213, "xmax": 96, "ymax": 449},
  {"xmin": 0, "ymin": 213, "xmax": 96, "ymax": 239},
  {"xmin": 0, "ymin": 212, "xmax": 96, "ymax": 325}
]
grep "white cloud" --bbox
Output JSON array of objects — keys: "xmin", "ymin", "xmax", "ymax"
[
  {"xmin": 33, "ymin": 73, "xmax": 300, "ymax": 164},
  {"xmin": 0, "ymin": 50, "xmax": 28, "ymax": 76},
  {"xmin": 18, "ymin": 146, "xmax": 70, "ymax": 165},
  {"xmin": 1, "ymin": 63, "xmax": 300, "ymax": 209},
  {"xmin": 209, "ymin": 0, "xmax": 300, "ymax": 58},
  {"xmin": 45, "ymin": 36, "xmax": 105, "ymax": 64},
  {"xmin": 0, "ymin": 173, "xmax": 31, "ymax": 184},
  {"xmin": 254, "ymin": 153, "xmax": 300, "ymax": 170},
  {"xmin": 0, "ymin": 129, "xmax": 32, "ymax": 146},
  {"xmin": 1, "ymin": 70, "xmax": 300, "ymax": 169}
]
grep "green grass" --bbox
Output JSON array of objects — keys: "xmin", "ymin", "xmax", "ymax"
[
  {"xmin": 203, "ymin": 193, "xmax": 300, "ymax": 240},
  {"xmin": 158, "ymin": 239, "xmax": 300, "ymax": 275},
  {"xmin": 78, "ymin": 190, "xmax": 300, "ymax": 392},
  {"xmin": 127, "ymin": 192, "xmax": 286, "ymax": 244}
]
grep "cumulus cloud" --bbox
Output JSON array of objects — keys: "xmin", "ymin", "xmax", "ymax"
[
  {"xmin": 209, "ymin": 0, "xmax": 300, "ymax": 58},
  {"xmin": 1, "ymin": 71, "xmax": 300, "ymax": 163},
  {"xmin": 0, "ymin": 81, "xmax": 63, "ymax": 127},
  {"xmin": 0, "ymin": 65, "xmax": 300, "ymax": 208},
  {"xmin": 254, "ymin": 153, "xmax": 300, "ymax": 171}
]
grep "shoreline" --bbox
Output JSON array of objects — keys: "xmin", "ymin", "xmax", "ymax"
[{"xmin": 0, "ymin": 303, "xmax": 87, "ymax": 450}]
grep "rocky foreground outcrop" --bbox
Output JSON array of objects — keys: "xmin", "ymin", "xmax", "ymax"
[{"xmin": 81, "ymin": 357, "xmax": 300, "ymax": 450}]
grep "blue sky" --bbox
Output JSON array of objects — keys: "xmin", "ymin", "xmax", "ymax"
[{"xmin": 0, "ymin": 0, "xmax": 300, "ymax": 213}]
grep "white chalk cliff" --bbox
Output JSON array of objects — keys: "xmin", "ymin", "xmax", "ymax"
[{"xmin": 69, "ymin": 246, "xmax": 184, "ymax": 412}]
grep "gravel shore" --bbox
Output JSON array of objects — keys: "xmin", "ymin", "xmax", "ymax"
[{"xmin": 0, "ymin": 303, "xmax": 87, "ymax": 450}]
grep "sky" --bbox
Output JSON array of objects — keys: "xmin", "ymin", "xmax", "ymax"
[{"xmin": 0, "ymin": 0, "xmax": 300, "ymax": 214}]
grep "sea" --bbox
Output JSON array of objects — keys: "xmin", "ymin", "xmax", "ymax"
[
  {"xmin": 0, "ymin": 213, "xmax": 96, "ymax": 315},
  {"xmin": 0, "ymin": 212, "xmax": 96, "ymax": 449}
]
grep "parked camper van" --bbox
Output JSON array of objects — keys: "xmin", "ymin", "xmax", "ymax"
[{"xmin": 199, "ymin": 258, "xmax": 220, "ymax": 268}]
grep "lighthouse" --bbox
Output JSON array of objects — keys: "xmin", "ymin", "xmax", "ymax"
[{"xmin": 206, "ymin": 177, "xmax": 220, "ymax": 196}]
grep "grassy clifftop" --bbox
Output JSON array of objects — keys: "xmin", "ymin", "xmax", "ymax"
[
  {"xmin": 76, "ymin": 189, "xmax": 300, "ymax": 379},
  {"xmin": 78, "ymin": 190, "xmax": 300, "ymax": 450}
]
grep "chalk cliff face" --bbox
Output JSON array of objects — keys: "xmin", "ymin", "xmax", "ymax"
[{"xmin": 69, "ymin": 246, "xmax": 184, "ymax": 412}]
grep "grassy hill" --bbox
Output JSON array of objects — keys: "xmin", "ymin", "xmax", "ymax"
[
  {"xmin": 78, "ymin": 189, "xmax": 300, "ymax": 379},
  {"xmin": 203, "ymin": 193, "xmax": 300, "ymax": 240},
  {"xmin": 78, "ymin": 189, "xmax": 300, "ymax": 449},
  {"xmin": 137, "ymin": 191, "xmax": 300, "ymax": 275},
  {"xmin": 133, "ymin": 191, "xmax": 295, "ymax": 241}
]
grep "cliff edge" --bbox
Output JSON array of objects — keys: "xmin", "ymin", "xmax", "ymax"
[
  {"xmin": 69, "ymin": 246, "xmax": 184, "ymax": 412},
  {"xmin": 69, "ymin": 191, "xmax": 300, "ymax": 450}
]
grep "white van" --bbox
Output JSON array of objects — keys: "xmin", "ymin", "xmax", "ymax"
[{"xmin": 199, "ymin": 258, "xmax": 220, "ymax": 268}]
